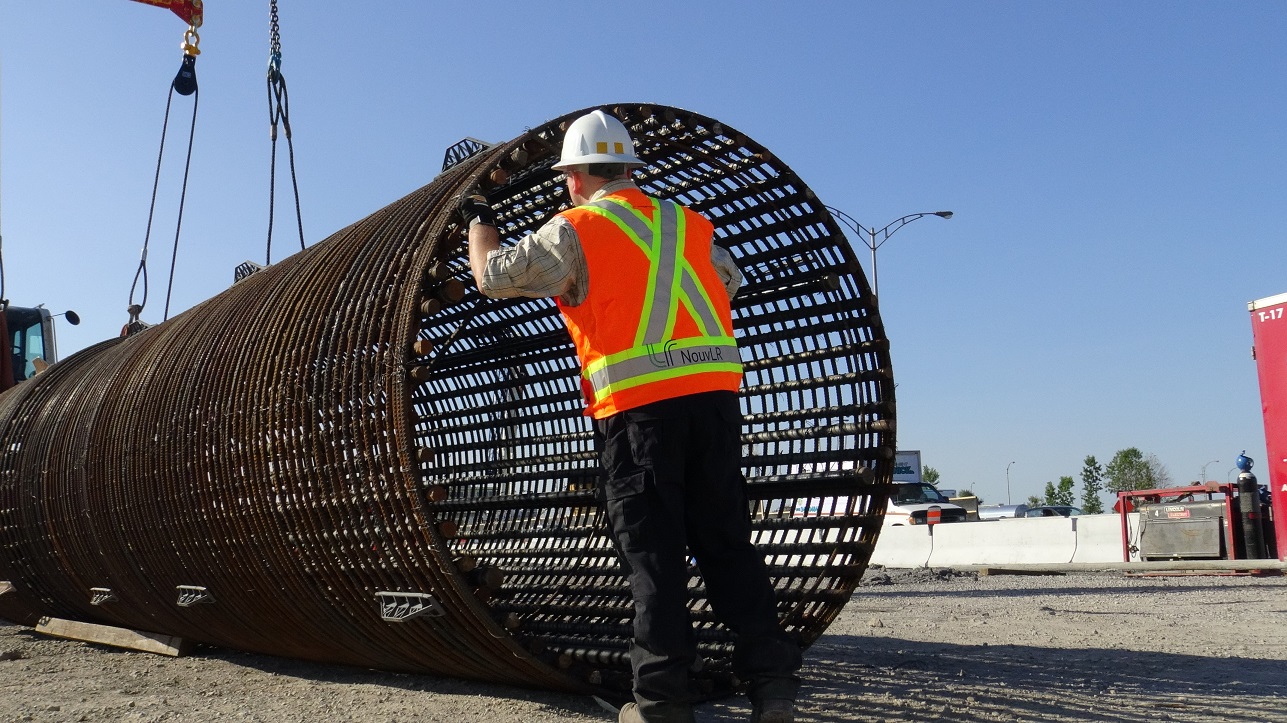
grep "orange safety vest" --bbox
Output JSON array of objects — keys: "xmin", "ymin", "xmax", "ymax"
[{"xmin": 556, "ymin": 188, "xmax": 743, "ymax": 419}]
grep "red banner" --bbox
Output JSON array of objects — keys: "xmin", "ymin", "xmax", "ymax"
[
  {"xmin": 1250, "ymin": 291, "xmax": 1287, "ymax": 561},
  {"xmin": 128, "ymin": 0, "xmax": 203, "ymax": 28}
]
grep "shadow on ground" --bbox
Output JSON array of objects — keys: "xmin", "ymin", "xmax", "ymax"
[
  {"xmin": 706, "ymin": 634, "xmax": 1287, "ymax": 723},
  {"xmin": 8, "ymin": 623, "xmax": 1286, "ymax": 722}
]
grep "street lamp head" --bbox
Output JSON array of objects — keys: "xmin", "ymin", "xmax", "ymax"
[{"xmin": 823, "ymin": 206, "xmax": 952, "ymax": 302}]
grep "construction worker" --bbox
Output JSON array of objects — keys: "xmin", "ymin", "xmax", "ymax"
[{"xmin": 461, "ymin": 109, "xmax": 801, "ymax": 723}]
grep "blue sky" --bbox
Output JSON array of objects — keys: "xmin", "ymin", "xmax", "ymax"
[{"xmin": 1, "ymin": 2, "xmax": 1283, "ymax": 505}]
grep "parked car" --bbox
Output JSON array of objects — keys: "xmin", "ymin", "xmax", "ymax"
[{"xmin": 1024, "ymin": 505, "xmax": 1082, "ymax": 518}]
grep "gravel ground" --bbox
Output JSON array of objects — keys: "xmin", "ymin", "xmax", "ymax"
[{"xmin": 3, "ymin": 568, "xmax": 1286, "ymax": 722}]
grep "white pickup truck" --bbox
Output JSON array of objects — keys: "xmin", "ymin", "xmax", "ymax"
[{"xmin": 885, "ymin": 482, "xmax": 969, "ymax": 526}]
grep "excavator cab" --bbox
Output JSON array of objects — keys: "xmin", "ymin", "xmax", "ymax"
[{"xmin": 1, "ymin": 304, "xmax": 79, "ymax": 390}]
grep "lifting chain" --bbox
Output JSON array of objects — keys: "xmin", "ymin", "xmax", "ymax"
[{"xmin": 269, "ymin": 1, "xmax": 282, "ymax": 74}]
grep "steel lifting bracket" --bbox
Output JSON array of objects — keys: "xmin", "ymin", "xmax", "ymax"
[
  {"xmin": 234, "ymin": 260, "xmax": 265, "ymax": 284},
  {"xmin": 375, "ymin": 591, "xmax": 445, "ymax": 622},
  {"xmin": 0, "ymin": 580, "xmax": 13, "ymax": 597},
  {"xmin": 90, "ymin": 587, "xmax": 118, "ymax": 605},
  {"xmin": 176, "ymin": 585, "xmax": 215, "ymax": 607},
  {"xmin": 441, "ymin": 137, "xmax": 494, "ymax": 172}
]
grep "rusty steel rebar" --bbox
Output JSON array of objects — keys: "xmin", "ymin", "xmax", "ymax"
[{"xmin": 0, "ymin": 103, "xmax": 895, "ymax": 698}]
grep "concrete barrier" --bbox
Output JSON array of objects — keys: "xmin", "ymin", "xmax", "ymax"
[
  {"xmin": 867, "ymin": 524, "xmax": 934, "ymax": 568},
  {"xmin": 927, "ymin": 516, "xmax": 1078, "ymax": 566},
  {"xmin": 1071, "ymin": 513, "xmax": 1140, "ymax": 563},
  {"xmin": 870, "ymin": 513, "xmax": 1137, "ymax": 568}
]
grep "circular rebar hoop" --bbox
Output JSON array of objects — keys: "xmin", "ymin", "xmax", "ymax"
[{"xmin": 0, "ymin": 104, "xmax": 894, "ymax": 698}]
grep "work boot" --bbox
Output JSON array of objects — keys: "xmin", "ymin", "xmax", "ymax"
[
  {"xmin": 750, "ymin": 699, "xmax": 795, "ymax": 723},
  {"xmin": 619, "ymin": 701, "xmax": 696, "ymax": 723}
]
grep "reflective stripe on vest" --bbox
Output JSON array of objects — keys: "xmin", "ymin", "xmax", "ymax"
[{"xmin": 578, "ymin": 196, "xmax": 742, "ymax": 403}]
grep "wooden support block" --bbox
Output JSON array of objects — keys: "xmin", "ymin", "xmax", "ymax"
[
  {"xmin": 35, "ymin": 617, "xmax": 191, "ymax": 657},
  {"xmin": 978, "ymin": 567, "xmax": 1065, "ymax": 577}
]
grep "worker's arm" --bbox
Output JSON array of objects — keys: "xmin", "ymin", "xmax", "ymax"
[
  {"xmin": 461, "ymin": 195, "xmax": 500, "ymax": 292},
  {"xmin": 460, "ymin": 194, "xmax": 580, "ymax": 301},
  {"xmin": 467, "ymin": 222, "xmax": 501, "ymax": 292}
]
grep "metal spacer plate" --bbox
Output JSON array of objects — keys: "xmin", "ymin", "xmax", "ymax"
[
  {"xmin": 375, "ymin": 591, "xmax": 446, "ymax": 622},
  {"xmin": 176, "ymin": 585, "xmax": 215, "ymax": 607}
]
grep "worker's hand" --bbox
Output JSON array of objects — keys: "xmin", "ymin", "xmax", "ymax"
[{"xmin": 458, "ymin": 194, "xmax": 497, "ymax": 228}]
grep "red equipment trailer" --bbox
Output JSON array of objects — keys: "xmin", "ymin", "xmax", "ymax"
[{"xmin": 1117, "ymin": 484, "xmax": 1239, "ymax": 562}]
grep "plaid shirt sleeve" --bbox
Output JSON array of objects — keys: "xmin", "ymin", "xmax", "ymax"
[
  {"xmin": 480, "ymin": 199, "xmax": 741, "ymax": 303},
  {"xmin": 711, "ymin": 245, "xmax": 743, "ymax": 298},
  {"xmin": 479, "ymin": 216, "xmax": 586, "ymax": 302}
]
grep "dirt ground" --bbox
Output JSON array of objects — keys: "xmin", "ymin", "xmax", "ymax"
[{"xmin": 3, "ymin": 567, "xmax": 1286, "ymax": 722}]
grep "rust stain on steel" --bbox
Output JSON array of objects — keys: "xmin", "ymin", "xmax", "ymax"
[{"xmin": 0, "ymin": 104, "xmax": 895, "ymax": 697}]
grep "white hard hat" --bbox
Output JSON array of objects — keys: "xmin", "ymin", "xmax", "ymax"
[{"xmin": 551, "ymin": 110, "xmax": 644, "ymax": 170}]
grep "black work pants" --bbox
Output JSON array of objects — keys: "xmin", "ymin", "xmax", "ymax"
[{"xmin": 595, "ymin": 391, "xmax": 801, "ymax": 722}]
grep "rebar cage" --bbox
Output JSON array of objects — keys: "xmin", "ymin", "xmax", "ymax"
[{"xmin": 0, "ymin": 103, "xmax": 895, "ymax": 698}]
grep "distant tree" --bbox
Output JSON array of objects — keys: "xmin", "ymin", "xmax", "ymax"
[
  {"xmin": 922, "ymin": 465, "xmax": 941, "ymax": 486},
  {"xmin": 1080, "ymin": 455, "xmax": 1105, "ymax": 514},
  {"xmin": 958, "ymin": 488, "xmax": 983, "ymax": 504},
  {"xmin": 1026, "ymin": 494, "xmax": 1042, "ymax": 507},
  {"xmin": 1043, "ymin": 477, "xmax": 1075, "ymax": 506},
  {"xmin": 1106, "ymin": 448, "xmax": 1148, "ymax": 491},
  {"xmin": 1146, "ymin": 454, "xmax": 1173, "ymax": 488},
  {"xmin": 1105, "ymin": 448, "xmax": 1173, "ymax": 492}
]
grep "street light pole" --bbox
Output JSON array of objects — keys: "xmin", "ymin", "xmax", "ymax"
[
  {"xmin": 825, "ymin": 207, "xmax": 953, "ymax": 301},
  {"xmin": 1006, "ymin": 461, "xmax": 1015, "ymax": 505},
  {"xmin": 1200, "ymin": 459, "xmax": 1219, "ymax": 484}
]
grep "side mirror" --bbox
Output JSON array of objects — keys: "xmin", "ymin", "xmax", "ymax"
[{"xmin": 62, "ymin": 310, "xmax": 80, "ymax": 326}]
